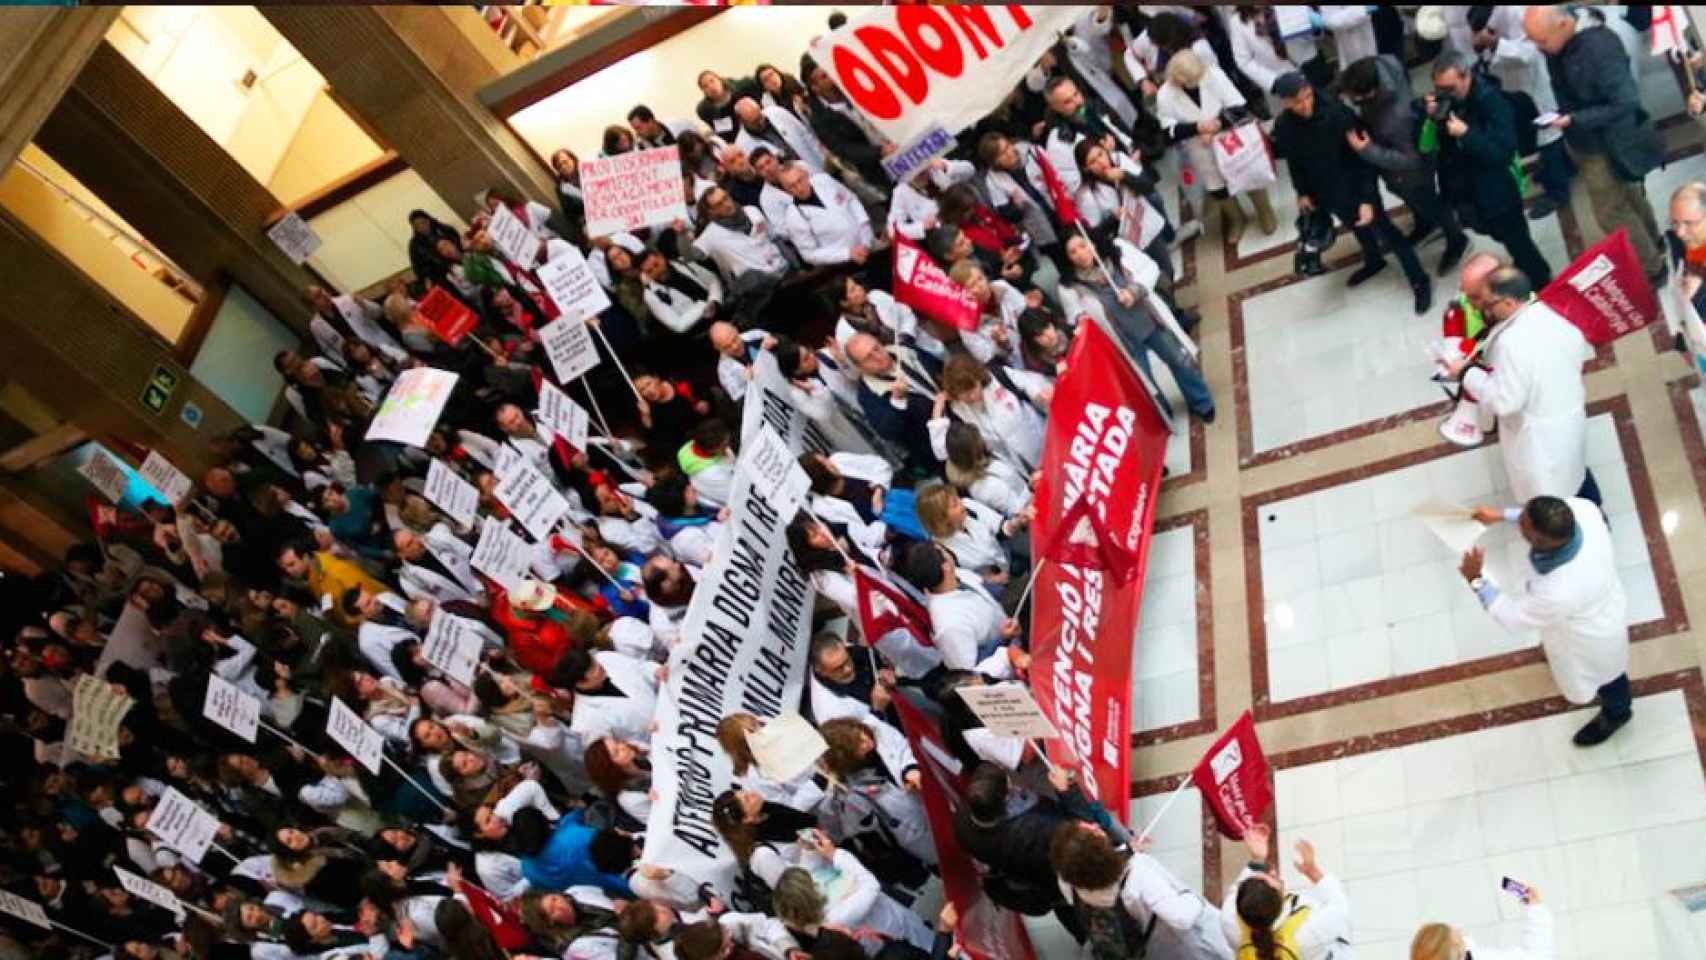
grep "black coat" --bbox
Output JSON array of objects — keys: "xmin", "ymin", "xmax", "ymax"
[
  {"xmin": 1545, "ymin": 15, "xmax": 1663, "ymax": 179},
  {"xmin": 953, "ymin": 784, "xmax": 1097, "ymax": 908},
  {"xmin": 1271, "ymin": 86, "xmax": 1380, "ymax": 217},
  {"xmin": 1434, "ymin": 74, "xmax": 1525, "ymax": 220},
  {"xmin": 808, "ymin": 94, "xmax": 887, "ymax": 185}
]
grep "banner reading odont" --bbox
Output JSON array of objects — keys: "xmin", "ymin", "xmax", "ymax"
[
  {"xmin": 809, "ymin": 5, "xmax": 1083, "ymax": 148},
  {"xmin": 1028, "ymin": 320, "xmax": 1169, "ymax": 820}
]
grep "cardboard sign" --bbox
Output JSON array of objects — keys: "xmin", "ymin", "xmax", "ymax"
[
  {"xmin": 580, "ymin": 146, "xmax": 690, "ymax": 236},
  {"xmin": 491, "ymin": 461, "xmax": 570, "ymax": 541},
  {"xmin": 146, "ymin": 787, "xmax": 220, "ymax": 864},
  {"xmin": 746, "ymin": 713, "xmax": 828, "ymax": 784},
  {"xmin": 78, "ymin": 447, "xmax": 130, "ymax": 505},
  {"xmin": 1411, "ymin": 500, "xmax": 1488, "ymax": 554},
  {"xmin": 538, "ymin": 379, "xmax": 590, "ymax": 453},
  {"xmin": 367, "ymin": 368, "xmax": 459, "ymax": 448},
  {"xmin": 882, "ymin": 124, "xmax": 956, "ymax": 183},
  {"xmin": 423, "ymin": 607, "xmax": 484, "ymax": 686},
  {"xmin": 537, "ymin": 245, "xmax": 612, "ymax": 321},
  {"xmin": 0, "ymin": 890, "xmax": 50, "ymax": 930},
  {"xmin": 138, "ymin": 450, "xmax": 193, "ymax": 506},
  {"xmin": 67, "ymin": 673, "xmax": 133, "ymax": 760},
  {"xmin": 202, "ymin": 673, "xmax": 260, "ymax": 743},
  {"xmin": 326, "ymin": 696, "xmax": 386, "ymax": 775},
  {"xmin": 266, "ymin": 211, "xmax": 323, "ymax": 265},
  {"xmin": 538, "ymin": 316, "xmax": 602, "ymax": 384},
  {"xmin": 955, "ymin": 682, "xmax": 1058, "ymax": 739},
  {"xmin": 737, "ymin": 424, "xmax": 811, "ymax": 521},
  {"xmin": 424, "ymin": 460, "xmax": 480, "ymax": 530},
  {"xmin": 471, "ymin": 516, "xmax": 533, "ymax": 593},
  {"xmin": 114, "ymin": 866, "xmax": 185, "ymax": 922},
  {"xmin": 487, "ymin": 204, "xmax": 541, "ymax": 268},
  {"xmin": 416, "ymin": 287, "xmax": 479, "ymax": 346}
]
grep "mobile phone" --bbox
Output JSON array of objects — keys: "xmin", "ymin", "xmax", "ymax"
[
  {"xmin": 1501, "ymin": 876, "xmax": 1529, "ymax": 901},
  {"xmin": 797, "ymin": 828, "xmax": 818, "ymax": 845}
]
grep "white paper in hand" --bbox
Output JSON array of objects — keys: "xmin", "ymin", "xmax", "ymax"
[
  {"xmin": 747, "ymin": 713, "xmax": 827, "ymax": 784},
  {"xmin": 955, "ymin": 682, "xmax": 1059, "ymax": 739},
  {"xmin": 1411, "ymin": 499, "xmax": 1489, "ymax": 555},
  {"xmin": 202, "ymin": 673, "xmax": 261, "ymax": 743}
]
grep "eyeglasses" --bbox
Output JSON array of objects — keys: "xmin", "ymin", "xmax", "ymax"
[{"xmin": 1671, "ymin": 215, "xmax": 1706, "ymax": 231}]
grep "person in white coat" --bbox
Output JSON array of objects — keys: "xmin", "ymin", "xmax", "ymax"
[
  {"xmin": 776, "ymin": 164, "xmax": 875, "ymax": 269},
  {"xmin": 709, "ymin": 321, "xmax": 772, "ymax": 404},
  {"xmin": 1462, "ymin": 495, "xmax": 1631, "ymax": 745},
  {"xmin": 1156, "ymin": 50, "xmax": 1277, "ymax": 243},
  {"xmin": 635, "ymin": 242, "xmax": 723, "ymax": 336},
  {"xmin": 1222, "ymin": 823, "xmax": 1352, "ymax": 960},
  {"xmin": 816, "ymin": 715, "xmax": 938, "ymax": 868},
  {"xmin": 1226, "ymin": 5, "xmax": 1317, "ymax": 105},
  {"xmin": 733, "ymin": 96, "xmax": 827, "ymax": 175},
  {"xmin": 393, "ymin": 525, "xmax": 484, "ymax": 606},
  {"xmin": 690, "ymin": 186, "xmax": 789, "ymax": 296},
  {"xmin": 933, "ymin": 354, "xmax": 1050, "ymax": 475},
  {"xmin": 1446, "ymin": 267, "xmax": 1598, "ymax": 506},
  {"xmin": 1409, "ymin": 882, "xmax": 1555, "ymax": 960},
  {"xmin": 1052, "ymin": 821, "xmax": 1235, "ymax": 960},
  {"xmin": 888, "ymin": 156, "xmax": 976, "ymax": 240},
  {"xmin": 901, "ymin": 540, "xmax": 1023, "ymax": 681},
  {"xmin": 550, "ymin": 647, "xmax": 662, "ymax": 745},
  {"xmin": 1319, "ymin": 6, "xmax": 1376, "ymax": 67}
]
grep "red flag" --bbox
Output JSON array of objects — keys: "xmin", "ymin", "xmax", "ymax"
[
  {"xmin": 854, "ymin": 567, "xmax": 933, "ymax": 649},
  {"xmin": 893, "ymin": 233, "xmax": 980, "ymax": 332},
  {"xmin": 86, "ymin": 495, "xmax": 151, "ymax": 543},
  {"xmin": 893, "ymin": 696, "xmax": 1037, "ymax": 960},
  {"xmin": 417, "ymin": 287, "xmax": 479, "ymax": 346},
  {"xmin": 1190, "ymin": 711, "xmax": 1273, "ymax": 840},
  {"xmin": 1027, "ymin": 320, "xmax": 1169, "ymax": 817},
  {"xmin": 1538, "ymin": 228, "xmax": 1661, "ymax": 346}
]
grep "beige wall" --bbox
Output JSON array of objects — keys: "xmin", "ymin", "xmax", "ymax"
[
  {"xmin": 268, "ymin": 88, "xmax": 386, "ymax": 205},
  {"xmin": 508, "ymin": 6, "xmax": 834, "ymax": 160},
  {"xmin": 305, "ymin": 169, "xmax": 467, "ymax": 295}
]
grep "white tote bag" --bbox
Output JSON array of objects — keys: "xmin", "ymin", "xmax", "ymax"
[{"xmin": 1211, "ymin": 123, "xmax": 1277, "ymax": 196}]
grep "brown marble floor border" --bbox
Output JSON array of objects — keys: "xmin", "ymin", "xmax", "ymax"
[
  {"xmin": 1666, "ymin": 374, "xmax": 1706, "ymax": 513},
  {"xmin": 1229, "ymin": 198, "xmax": 1601, "ymax": 470},
  {"xmin": 1221, "ymin": 200, "xmax": 1415, "ymax": 274},
  {"xmin": 1241, "ymin": 394, "xmax": 1687, "ymax": 722},
  {"xmin": 1163, "ymin": 417, "xmax": 1208, "ymax": 492},
  {"xmin": 1133, "ymin": 509, "xmax": 1215, "ymax": 750}
]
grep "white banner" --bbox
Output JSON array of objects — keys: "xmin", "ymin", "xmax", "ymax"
[
  {"xmin": 267, "ymin": 211, "xmax": 323, "ymax": 265},
  {"xmin": 642, "ymin": 466, "xmax": 816, "ymax": 899},
  {"xmin": 67, "ymin": 673, "xmax": 132, "ymax": 760},
  {"xmin": 424, "ymin": 459, "xmax": 480, "ymax": 530},
  {"xmin": 0, "ymin": 890, "xmax": 50, "ymax": 930},
  {"xmin": 326, "ymin": 696, "xmax": 386, "ymax": 775},
  {"xmin": 471, "ymin": 516, "xmax": 533, "ymax": 593},
  {"xmin": 808, "ymin": 6, "xmax": 1083, "ymax": 148},
  {"xmin": 114, "ymin": 866, "xmax": 185, "ymax": 922},
  {"xmin": 488, "ymin": 204, "xmax": 541, "ymax": 268},
  {"xmin": 539, "ymin": 380, "xmax": 591, "ymax": 453},
  {"xmin": 581, "ymin": 146, "xmax": 690, "ymax": 237},
  {"xmin": 738, "ymin": 424, "xmax": 811, "ymax": 522},
  {"xmin": 78, "ymin": 448, "xmax": 130, "ymax": 504},
  {"xmin": 423, "ymin": 607, "xmax": 484, "ymax": 687},
  {"xmin": 367, "ymin": 368, "xmax": 459, "ymax": 448},
  {"xmin": 492, "ymin": 461, "xmax": 570, "ymax": 542},
  {"xmin": 537, "ymin": 245, "xmax": 612, "ymax": 321},
  {"xmin": 202, "ymin": 673, "xmax": 260, "ymax": 743},
  {"xmin": 538, "ymin": 316, "xmax": 603, "ymax": 385},
  {"xmin": 739, "ymin": 351, "xmax": 832, "ymax": 455},
  {"xmin": 146, "ymin": 787, "xmax": 220, "ymax": 865},
  {"xmin": 138, "ymin": 451, "xmax": 194, "ymax": 506}
]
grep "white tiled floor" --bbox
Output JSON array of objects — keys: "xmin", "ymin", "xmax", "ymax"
[
  {"xmin": 1133, "ymin": 523, "xmax": 1201, "ymax": 734},
  {"xmin": 1241, "ymin": 209, "xmax": 1574, "ymax": 456},
  {"xmin": 1258, "ymin": 413, "xmax": 1663, "ymax": 704},
  {"xmin": 1273, "ymin": 690, "xmax": 1706, "ymax": 960},
  {"xmin": 1145, "ymin": 344, "xmax": 1195, "ymax": 480}
]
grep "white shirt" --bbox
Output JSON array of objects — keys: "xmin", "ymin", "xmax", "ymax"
[
  {"xmin": 926, "ymin": 569, "xmax": 1012, "ymax": 678},
  {"xmin": 735, "ymin": 105, "xmax": 828, "ymax": 174},
  {"xmin": 692, "ymin": 206, "xmax": 789, "ymax": 281},
  {"xmin": 887, "ymin": 159, "xmax": 975, "ymax": 240}
]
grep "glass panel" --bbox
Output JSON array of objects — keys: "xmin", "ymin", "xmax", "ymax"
[
  {"xmin": 304, "ymin": 169, "xmax": 467, "ymax": 294},
  {"xmin": 189, "ymin": 284, "xmax": 297, "ymax": 424}
]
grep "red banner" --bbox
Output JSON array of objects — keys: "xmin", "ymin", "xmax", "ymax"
[
  {"xmin": 1190, "ymin": 711, "xmax": 1273, "ymax": 840},
  {"xmin": 1538, "ymin": 228, "xmax": 1661, "ymax": 346},
  {"xmin": 855, "ymin": 567, "xmax": 933, "ymax": 650},
  {"xmin": 893, "ymin": 696, "xmax": 1037, "ymax": 960},
  {"xmin": 1027, "ymin": 320, "xmax": 1169, "ymax": 817},
  {"xmin": 893, "ymin": 233, "xmax": 981, "ymax": 332},
  {"xmin": 417, "ymin": 287, "xmax": 479, "ymax": 346}
]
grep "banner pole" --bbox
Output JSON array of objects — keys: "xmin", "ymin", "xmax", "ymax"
[
  {"xmin": 257, "ymin": 719, "xmax": 325, "ymax": 761},
  {"xmin": 1011, "ymin": 558, "xmax": 1045, "ymax": 614},
  {"xmin": 379, "ymin": 752, "xmax": 454, "ymax": 815},
  {"xmin": 587, "ymin": 321, "xmax": 644, "ymax": 404},
  {"xmin": 1136, "ymin": 776, "xmax": 1192, "ymax": 845},
  {"xmin": 559, "ymin": 532, "xmax": 633, "ymax": 596},
  {"xmin": 49, "ymin": 919, "xmax": 114, "ymax": 950},
  {"xmin": 578, "ymin": 377, "xmax": 617, "ymax": 438},
  {"xmin": 1027, "ymin": 737, "xmax": 1063, "ymax": 777},
  {"xmin": 814, "ymin": 517, "xmax": 859, "ymax": 570}
]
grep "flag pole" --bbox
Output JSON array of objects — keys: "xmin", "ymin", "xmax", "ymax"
[
  {"xmin": 49, "ymin": 919, "xmax": 114, "ymax": 950},
  {"xmin": 587, "ymin": 321, "xmax": 644, "ymax": 404},
  {"xmin": 1136, "ymin": 776, "xmax": 1192, "ymax": 845},
  {"xmin": 379, "ymin": 751, "xmax": 454, "ymax": 815}
]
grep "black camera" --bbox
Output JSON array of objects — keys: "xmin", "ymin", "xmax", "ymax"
[{"xmin": 1419, "ymin": 94, "xmax": 1460, "ymax": 122}]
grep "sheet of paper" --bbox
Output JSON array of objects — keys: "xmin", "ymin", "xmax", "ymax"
[
  {"xmin": 747, "ymin": 713, "xmax": 827, "ymax": 784},
  {"xmin": 1411, "ymin": 499, "xmax": 1488, "ymax": 554}
]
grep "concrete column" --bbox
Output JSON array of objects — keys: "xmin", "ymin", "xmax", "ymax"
[{"xmin": 0, "ymin": 8, "xmax": 118, "ymax": 174}]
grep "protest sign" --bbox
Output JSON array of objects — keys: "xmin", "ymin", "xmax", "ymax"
[
  {"xmin": 424, "ymin": 459, "xmax": 480, "ymax": 530},
  {"xmin": 737, "ymin": 424, "xmax": 811, "ymax": 520},
  {"xmin": 78, "ymin": 447, "xmax": 130, "ymax": 504},
  {"xmin": 538, "ymin": 316, "xmax": 602, "ymax": 384},
  {"xmin": 1539, "ymin": 228, "xmax": 1662, "ymax": 346},
  {"xmin": 1190, "ymin": 711, "xmax": 1273, "ymax": 839},
  {"xmin": 266, "ymin": 211, "xmax": 322, "ymax": 265},
  {"xmin": 955, "ymin": 682, "xmax": 1058, "ymax": 739},
  {"xmin": 416, "ymin": 287, "xmax": 479, "ymax": 346},
  {"xmin": 0, "ymin": 890, "xmax": 50, "ymax": 930},
  {"xmin": 367, "ymin": 368, "xmax": 459, "ymax": 448},
  {"xmin": 423, "ymin": 607, "xmax": 484, "ymax": 686},
  {"xmin": 472, "ymin": 516, "xmax": 533, "ymax": 592},
  {"xmin": 537, "ymin": 245, "xmax": 612, "ymax": 321},
  {"xmin": 1029, "ymin": 320, "xmax": 1170, "ymax": 818},
  {"xmin": 809, "ymin": 6, "xmax": 1082, "ymax": 148},
  {"xmin": 146, "ymin": 787, "xmax": 221, "ymax": 864},
  {"xmin": 114, "ymin": 866, "xmax": 185, "ymax": 922},
  {"xmin": 491, "ymin": 461, "xmax": 570, "ymax": 541},
  {"xmin": 326, "ymin": 696, "xmax": 386, "ymax": 775},
  {"xmin": 487, "ymin": 203, "xmax": 541, "ymax": 268},
  {"xmin": 643, "ymin": 465, "xmax": 816, "ymax": 899},
  {"xmin": 893, "ymin": 233, "xmax": 979, "ymax": 331},
  {"xmin": 747, "ymin": 713, "xmax": 828, "ymax": 785},
  {"xmin": 67, "ymin": 673, "xmax": 133, "ymax": 760},
  {"xmin": 202, "ymin": 673, "xmax": 261, "ymax": 743},
  {"xmin": 882, "ymin": 124, "xmax": 956, "ymax": 183},
  {"xmin": 538, "ymin": 379, "xmax": 591, "ymax": 453},
  {"xmin": 581, "ymin": 146, "xmax": 690, "ymax": 236},
  {"xmin": 138, "ymin": 450, "xmax": 193, "ymax": 505},
  {"xmin": 893, "ymin": 696, "xmax": 1038, "ymax": 960}
]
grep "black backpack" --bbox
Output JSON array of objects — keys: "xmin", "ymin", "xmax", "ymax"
[{"xmin": 1071, "ymin": 874, "xmax": 1159, "ymax": 960}]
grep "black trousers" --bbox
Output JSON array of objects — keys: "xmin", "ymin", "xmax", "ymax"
[
  {"xmin": 1335, "ymin": 202, "xmax": 1426, "ymax": 287},
  {"xmin": 1390, "ymin": 179, "xmax": 1466, "ymax": 243},
  {"xmin": 1478, "ymin": 206, "xmax": 1554, "ymax": 288}
]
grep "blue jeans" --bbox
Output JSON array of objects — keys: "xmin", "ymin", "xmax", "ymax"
[{"xmin": 1122, "ymin": 325, "xmax": 1215, "ymax": 419}]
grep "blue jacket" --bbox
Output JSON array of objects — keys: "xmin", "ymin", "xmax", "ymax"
[{"xmin": 520, "ymin": 810, "xmax": 636, "ymax": 898}]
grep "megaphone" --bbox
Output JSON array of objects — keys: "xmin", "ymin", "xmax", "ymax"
[{"xmin": 1438, "ymin": 397, "xmax": 1485, "ymax": 447}]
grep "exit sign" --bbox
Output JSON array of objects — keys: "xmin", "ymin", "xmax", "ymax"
[{"xmin": 140, "ymin": 363, "xmax": 180, "ymax": 415}]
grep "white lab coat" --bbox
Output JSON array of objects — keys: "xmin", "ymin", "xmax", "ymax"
[
  {"xmin": 717, "ymin": 327, "xmax": 771, "ymax": 403},
  {"xmin": 834, "ymin": 290, "xmax": 945, "ymax": 359},
  {"xmin": 1124, "ymin": 34, "xmax": 1220, "ymax": 89},
  {"xmin": 1156, "ymin": 65, "xmax": 1249, "ymax": 193},
  {"xmin": 567, "ymin": 651, "xmax": 662, "ymax": 743},
  {"xmin": 926, "ymin": 569, "xmax": 1012, "ymax": 678},
  {"xmin": 888, "ymin": 159, "xmax": 976, "ymax": 239},
  {"xmin": 943, "ymin": 368, "xmax": 1050, "ymax": 474},
  {"xmin": 820, "ymin": 719, "xmax": 937, "ymax": 867},
  {"xmin": 1461, "ymin": 300, "xmax": 1591, "ymax": 503},
  {"xmin": 1319, "ymin": 6, "xmax": 1377, "ymax": 66},
  {"xmin": 962, "ymin": 279, "xmax": 1029, "ymax": 367},
  {"xmin": 787, "ymin": 350, "xmax": 872, "ymax": 455},
  {"xmin": 778, "ymin": 174, "xmax": 874, "ymax": 267},
  {"xmin": 692, "ymin": 206, "xmax": 789, "ymax": 282},
  {"xmin": 982, "ymin": 141, "xmax": 1067, "ymax": 246},
  {"xmin": 396, "ymin": 524, "xmax": 485, "ymax": 605},
  {"xmin": 1064, "ymin": 854, "xmax": 1235, "ymax": 960},
  {"xmin": 1465, "ymin": 904, "xmax": 1557, "ymax": 960},
  {"xmin": 1075, "ymin": 154, "xmax": 1169, "ymax": 252},
  {"xmin": 640, "ymin": 260, "xmax": 724, "ymax": 334},
  {"xmin": 1487, "ymin": 497, "xmax": 1629, "ymax": 704},
  {"xmin": 735, "ymin": 105, "xmax": 828, "ymax": 174},
  {"xmin": 1226, "ymin": 10, "xmax": 1311, "ymax": 99}
]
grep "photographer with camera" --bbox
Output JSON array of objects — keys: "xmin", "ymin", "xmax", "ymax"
[{"xmin": 1425, "ymin": 50, "xmax": 1554, "ymax": 288}]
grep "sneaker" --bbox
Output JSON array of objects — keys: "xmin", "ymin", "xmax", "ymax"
[
  {"xmin": 1346, "ymin": 261, "xmax": 1386, "ymax": 287},
  {"xmin": 1412, "ymin": 282, "xmax": 1434, "ymax": 314},
  {"xmin": 1571, "ymin": 710, "xmax": 1631, "ymax": 747},
  {"xmin": 1526, "ymin": 196, "xmax": 1561, "ymax": 220},
  {"xmin": 1436, "ymin": 235, "xmax": 1470, "ymax": 276}
]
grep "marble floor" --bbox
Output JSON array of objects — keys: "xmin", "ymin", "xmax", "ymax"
[{"xmin": 1133, "ymin": 519, "xmax": 1207, "ymax": 737}]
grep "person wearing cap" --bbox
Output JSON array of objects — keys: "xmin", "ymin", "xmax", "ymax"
[
  {"xmin": 1270, "ymin": 69, "xmax": 1434, "ymax": 315},
  {"xmin": 490, "ymin": 579, "xmax": 601, "ymax": 677}
]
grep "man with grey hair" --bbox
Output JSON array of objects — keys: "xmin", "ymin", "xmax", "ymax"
[
  {"xmin": 776, "ymin": 161, "xmax": 874, "ymax": 269},
  {"xmin": 1663, "ymin": 181, "xmax": 1706, "ymax": 371},
  {"xmin": 1524, "ymin": 4, "xmax": 1667, "ymax": 284}
]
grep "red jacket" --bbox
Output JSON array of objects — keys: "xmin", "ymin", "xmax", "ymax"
[{"xmin": 487, "ymin": 585, "xmax": 603, "ymax": 675}]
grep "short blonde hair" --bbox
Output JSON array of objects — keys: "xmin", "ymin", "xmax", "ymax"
[
  {"xmin": 1165, "ymin": 49, "xmax": 1207, "ymax": 89},
  {"xmin": 947, "ymin": 258, "xmax": 985, "ymax": 288},
  {"xmin": 772, "ymin": 868, "xmax": 826, "ymax": 927},
  {"xmin": 1409, "ymin": 923, "xmax": 1463, "ymax": 960},
  {"xmin": 914, "ymin": 482, "xmax": 962, "ymax": 539}
]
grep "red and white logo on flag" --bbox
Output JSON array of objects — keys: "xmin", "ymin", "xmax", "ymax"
[
  {"xmin": 855, "ymin": 568, "xmax": 933, "ymax": 649},
  {"xmin": 1190, "ymin": 711, "xmax": 1274, "ymax": 839},
  {"xmin": 1538, "ymin": 228, "xmax": 1662, "ymax": 346},
  {"xmin": 1650, "ymin": 5, "xmax": 1688, "ymax": 55},
  {"xmin": 893, "ymin": 234, "xmax": 981, "ymax": 332}
]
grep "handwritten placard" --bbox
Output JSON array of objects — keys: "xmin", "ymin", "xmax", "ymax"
[
  {"xmin": 78, "ymin": 447, "xmax": 130, "ymax": 504},
  {"xmin": 202, "ymin": 673, "xmax": 260, "ymax": 743},
  {"xmin": 138, "ymin": 450, "xmax": 193, "ymax": 506},
  {"xmin": 491, "ymin": 462, "xmax": 570, "ymax": 541},
  {"xmin": 146, "ymin": 787, "xmax": 220, "ymax": 864},
  {"xmin": 67, "ymin": 673, "xmax": 133, "ymax": 760},
  {"xmin": 266, "ymin": 211, "xmax": 323, "ymax": 265},
  {"xmin": 471, "ymin": 516, "xmax": 533, "ymax": 593},
  {"xmin": 538, "ymin": 380, "xmax": 590, "ymax": 453},
  {"xmin": 423, "ymin": 607, "xmax": 484, "ymax": 686},
  {"xmin": 487, "ymin": 204, "xmax": 540, "ymax": 268},
  {"xmin": 580, "ymin": 146, "xmax": 690, "ymax": 236},
  {"xmin": 326, "ymin": 696, "xmax": 385, "ymax": 775},
  {"xmin": 538, "ymin": 316, "xmax": 601, "ymax": 384},
  {"xmin": 114, "ymin": 866, "xmax": 185, "ymax": 921},
  {"xmin": 367, "ymin": 368, "xmax": 459, "ymax": 448},
  {"xmin": 955, "ymin": 682, "xmax": 1059, "ymax": 739},
  {"xmin": 537, "ymin": 245, "xmax": 612, "ymax": 321},
  {"xmin": 424, "ymin": 459, "xmax": 479, "ymax": 530}
]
